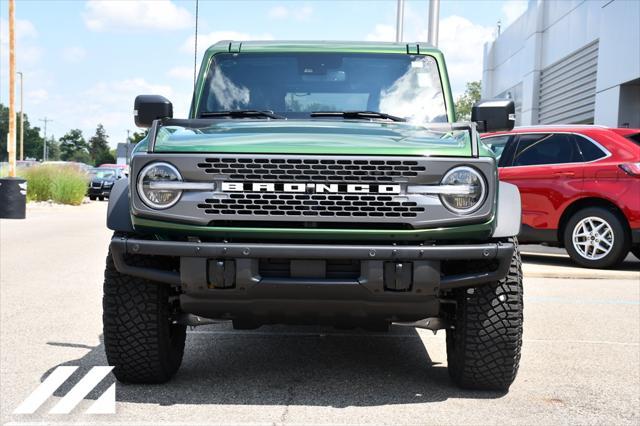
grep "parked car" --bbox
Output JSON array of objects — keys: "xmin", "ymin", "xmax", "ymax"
[
  {"xmin": 88, "ymin": 167, "xmax": 125, "ymax": 201},
  {"xmin": 482, "ymin": 125, "xmax": 640, "ymax": 268},
  {"xmin": 99, "ymin": 163, "xmax": 129, "ymax": 175}
]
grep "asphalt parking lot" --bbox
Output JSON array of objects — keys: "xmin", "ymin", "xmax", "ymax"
[{"xmin": 1, "ymin": 201, "xmax": 638, "ymax": 425}]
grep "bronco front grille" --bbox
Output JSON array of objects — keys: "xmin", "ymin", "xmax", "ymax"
[
  {"xmin": 197, "ymin": 193, "xmax": 425, "ymax": 218},
  {"xmin": 132, "ymin": 154, "xmax": 497, "ymax": 229},
  {"xmin": 197, "ymin": 157, "xmax": 426, "ymax": 183}
]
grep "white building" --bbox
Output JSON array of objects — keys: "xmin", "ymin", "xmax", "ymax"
[{"xmin": 482, "ymin": 0, "xmax": 640, "ymax": 128}]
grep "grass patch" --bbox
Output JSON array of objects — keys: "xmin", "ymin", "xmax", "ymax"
[{"xmin": 23, "ymin": 165, "xmax": 89, "ymax": 205}]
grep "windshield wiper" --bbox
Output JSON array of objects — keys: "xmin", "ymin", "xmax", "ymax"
[
  {"xmin": 199, "ymin": 110, "xmax": 285, "ymax": 119},
  {"xmin": 309, "ymin": 111, "xmax": 406, "ymax": 122}
]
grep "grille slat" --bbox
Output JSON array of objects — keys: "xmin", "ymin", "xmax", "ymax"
[
  {"xmin": 198, "ymin": 157, "xmax": 425, "ymax": 182},
  {"xmin": 198, "ymin": 193, "xmax": 425, "ymax": 218}
]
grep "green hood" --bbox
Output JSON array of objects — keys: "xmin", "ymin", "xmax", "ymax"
[{"xmin": 143, "ymin": 120, "xmax": 488, "ymax": 157}]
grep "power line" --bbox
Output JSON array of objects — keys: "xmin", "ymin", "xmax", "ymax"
[{"xmin": 39, "ymin": 117, "xmax": 52, "ymax": 161}]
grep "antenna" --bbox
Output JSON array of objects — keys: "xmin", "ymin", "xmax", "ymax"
[{"xmin": 395, "ymin": 0, "xmax": 404, "ymax": 42}]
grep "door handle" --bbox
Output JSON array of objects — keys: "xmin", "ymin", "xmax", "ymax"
[{"xmin": 554, "ymin": 171, "xmax": 575, "ymax": 177}]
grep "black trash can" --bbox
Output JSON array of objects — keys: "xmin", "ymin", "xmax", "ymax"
[{"xmin": 0, "ymin": 177, "xmax": 27, "ymax": 219}]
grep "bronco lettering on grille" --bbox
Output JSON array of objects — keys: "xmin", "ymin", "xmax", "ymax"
[{"xmin": 221, "ymin": 182, "xmax": 401, "ymax": 194}]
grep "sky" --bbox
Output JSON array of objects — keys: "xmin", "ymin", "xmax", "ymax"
[{"xmin": 0, "ymin": 0, "xmax": 529, "ymax": 148}]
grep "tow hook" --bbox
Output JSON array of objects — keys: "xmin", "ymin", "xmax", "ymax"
[
  {"xmin": 174, "ymin": 313, "xmax": 226, "ymax": 327},
  {"xmin": 394, "ymin": 317, "xmax": 449, "ymax": 334}
]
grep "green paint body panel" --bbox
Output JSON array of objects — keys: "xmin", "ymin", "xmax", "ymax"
[
  {"xmin": 132, "ymin": 216, "xmax": 494, "ymax": 242},
  {"xmin": 135, "ymin": 121, "xmax": 494, "ymax": 157},
  {"xmin": 142, "ymin": 120, "xmax": 493, "ymax": 157},
  {"xmin": 132, "ymin": 41, "xmax": 497, "ymax": 240}
]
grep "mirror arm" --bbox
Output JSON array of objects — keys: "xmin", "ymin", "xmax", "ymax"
[{"xmin": 147, "ymin": 119, "xmax": 161, "ymax": 154}]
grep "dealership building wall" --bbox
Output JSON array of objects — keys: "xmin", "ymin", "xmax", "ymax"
[{"xmin": 482, "ymin": 0, "xmax": 640, "ymax": 128}]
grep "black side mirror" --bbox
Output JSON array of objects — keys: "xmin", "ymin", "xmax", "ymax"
[
  {"xmin": 134, "ymin": 95, "xmax": 173, "ymax": 128},
  {"xmin": 471, "ymin": 99, "xmax": 515, "ymax": 132}
]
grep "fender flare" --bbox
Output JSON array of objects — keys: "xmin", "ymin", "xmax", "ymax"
[
  {"xmin": 106, "ymin": 178, "xmax": 134, "ymax": 233},
  {"xmin": 492, "ymin": 181, "xmax": 521, "ymax": 238}
]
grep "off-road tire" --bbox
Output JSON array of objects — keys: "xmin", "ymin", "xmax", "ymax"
[
  {"xmin": 103, "ymin": 250, "xmax": 186, "ymax": 384},
  {"xmin": 446, "ymin": 239, "xmax": 523, "ymax": 391},
  {"xmin": 563, "ymin": 207, "xmax": 630, "ymax": 269}
]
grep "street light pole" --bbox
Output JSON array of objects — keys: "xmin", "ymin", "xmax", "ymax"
[
  {"xmin": 7, "ymin": 0, "xmax": 16, "ymax": 177},
  {"xmin": 17, "ymin": 71, "xmax": 23, "ymax": 161},
  {"xmin": 395, "ymin": 0, "xmax": 405, "ymax": 43}
]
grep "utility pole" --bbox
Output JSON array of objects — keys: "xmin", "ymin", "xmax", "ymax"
[
  {"xmin": 8, "ymin": 0, "xmax": 16, "ymax": 177},
  {"xmin": 126, "ymin": 129, "xmax": 131, "ymax": 144},
  {"xmin": 427, "ymin": 0, "xmax": 441, "ymax": 47},
  {"xmin": 395, "ymin": 0, "xmax": 405, "ymax": 42},
  {"xmin": 39, "ymin": 117, "xmax": 52, "ymax": 161},
  {"xmin": 17, "ymin": 71, "xmax": 24, "ymax": 161}
]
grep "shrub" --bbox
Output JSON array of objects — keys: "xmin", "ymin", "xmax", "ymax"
[{"xmin": 23, "ymin": 165, "xmax": 89, "ymax": 205}]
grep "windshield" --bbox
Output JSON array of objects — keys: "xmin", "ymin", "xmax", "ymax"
[
  {"xmin": 92, "ymin": 169, "xmax": 116, "ymax": 179},
  {"xmin": 197, "ymin": 53, "xmax": 447, "ymax": 123}
]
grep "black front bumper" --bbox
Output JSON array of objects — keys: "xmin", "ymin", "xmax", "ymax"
[
  {"xmin": 88, "ymin": 186, "xmax": 112, "ymax": 197},
  {"xmin": 110, "ymin": 237, "xmax": 515, "ymax": 323}
]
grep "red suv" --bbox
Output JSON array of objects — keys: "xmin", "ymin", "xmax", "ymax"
[{"xmin": 482, "ymin": 126, "xmax": 640, "ymax": 268}]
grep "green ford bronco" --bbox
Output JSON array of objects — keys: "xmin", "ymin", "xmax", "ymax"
[{"xmin": 104, "ymin": 41, "xmax": 523, "ymax": 391}]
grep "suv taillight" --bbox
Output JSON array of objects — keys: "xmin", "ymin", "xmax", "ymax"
[{"xmin": 619, "ymin": 162, "xmax": 640, "ymax": 177}]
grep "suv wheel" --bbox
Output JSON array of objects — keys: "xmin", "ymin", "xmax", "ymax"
[
  {"xmin": 563, "ymin": 207, "xmax": 630, "ymax": 269},
  {"xmin": 103, "ymin": 249, "xmax": 186, "ymax": 384},
  {"xmin": 446, "ymin": 239, "xmax": 523, "ymax": 391}
]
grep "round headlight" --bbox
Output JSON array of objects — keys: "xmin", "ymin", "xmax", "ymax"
[
  {"xmin": 137, "ymin": 162, "xmax": 182, "ymax": 209},
  {"xmin": 440, "ymin": 166, "xmax": 486, "ymax": 214}
]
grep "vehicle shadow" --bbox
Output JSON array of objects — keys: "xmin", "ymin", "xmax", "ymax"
[
  {"xmin": 521, "ymin": 252, "xmax": 640, "ymax": 272},
  {"xmin": 43, "ymin": 324, "xmax": 506, "ymax": 407}
]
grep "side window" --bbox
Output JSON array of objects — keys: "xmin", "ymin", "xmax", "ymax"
[
  {"xmin": 481, "ymin": 135, "xmax": 510, "ymax": 161},
  {"xmin": 575, "ymin": 135, "xmax": 608, "ymax": 162},
  {"xmin": 513, "ymin": 133, "xmax": 581, "ymax": 167}
]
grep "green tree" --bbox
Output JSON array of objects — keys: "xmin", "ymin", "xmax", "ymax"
[
  {"xmin": 89, "ymin": 124, "xmax": 115, "ymax": 165},
  {"xmin": 129, "ymin": 131, "xmax": 147, "ymax": 144},
  {"xmin": 60, "ymin": 129, "xmax": 90, "ymax": 163},
  {"xmin": 455, "ymin": 81, "xmax": 482, "ymax": 121},
  {"xmin": 0, "ymin": 103, "xmax": 46, "ymax": 161}
]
